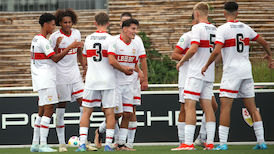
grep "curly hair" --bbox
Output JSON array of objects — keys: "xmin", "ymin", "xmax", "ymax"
[{"xmin": 55, "ymin": 8, "xmax": 78, "ymax": 26}]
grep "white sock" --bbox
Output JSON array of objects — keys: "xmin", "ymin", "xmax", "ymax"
[
  {"xmin": 199, "ymin": 114, "xmax": 207, "ymax": 141},
  {"xmin": 219, "ymin": 125, "xmax": 229, "ymax": 145},
  {"xmin": 99, "ymin": 120, "xmax": 106, "ymax": 134},
  {"xmin": 118, "ymin": 128, "xmax": 128, "ymax": 145},
  {"xmin": 114, "ymin": 122, "xmax": 120, "ymax": 144},
  {"xmin": 105, "ymin": 129, "xmax": 115, "ymax": 146},
  {"xmin": 184, "ymin": 125, "xmax": 196, "ymax": 145},
  {"xmin": 79, "ymin": 107, "xmax": 83, "ymax": 121},
  {"xmin": 127, "ymin": 121, "xmax": 137, "ymax": 146},
  {"xmin": 56, "ymin": 108, "xmax": 65, "ymax": 145},
  {"xmin": 177, "ymin": 122, "xmax": 185, "ymax": 144},
  {"xmin": 79, "ymin": 127, "xmax": 88, "ymax": 145},
  {"xmin": 253, "ymin": 121, "xmax": 265, "ymax": 144},
  {"xmin": 206, "ymin": 122, "xmax": 216, "ymax": 144},
  {"xmin": 40, "ymin": 116, "xmax": 51, "ymax": 145},
  {"xmin": 32, "ymin": 116, "xmax": 41, "ymax": 145}
]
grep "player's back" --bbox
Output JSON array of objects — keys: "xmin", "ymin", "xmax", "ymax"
[
  {"xmin": 83, "ymin": 31, "xmax": 116, "ymax": 90},
  {"xmin": 188, "ymin": 22, "xmax": 217, "ymax": 82},
  {"xmin": 216, "ymin": 21, "xmax": 258, "ymax": 79}
]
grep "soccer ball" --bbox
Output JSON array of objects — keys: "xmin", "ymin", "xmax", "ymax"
[{"xmin": 68, "ymin": 136, "xmax": 80, "ymax": 147}]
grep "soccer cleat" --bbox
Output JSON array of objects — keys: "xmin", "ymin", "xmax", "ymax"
[
  {"xmin": 173, "ymin": 144, "xmax": 195, "ymax": 150},
  {"xmin": 253, "ymin": 143, "xmax": 268, "ymax": 150},
  {"xmin": 171, "ymin": 143, "xmax": 185, "ymax": 151},
  {"xmin": 125, "ymin": 143, "xmax": 134, "ymax": 149},
  {"xmin": 86, "ymin": 141, "xmax": 98, "ymax": 151},
  {"xmin": 75, "ymin": 144, "xmax": 87, "ymax": 152},
  {"xmin": 94, "ymin": 128, "xmax": 103, "ymax": 149},
  {"xmin": 213, "ymin": 144, "xmax": 228, "ymax": 150},
  {"xmin": 59, "ymin": 144, "xmax": 68, "ymax": 152},
  {"xmin": 30, "ymin": 144, "xmax": 39, "ymax": 152},
  {"xmin": 194, "ymin": 138, "xmax": 205, "ymax": 147},
  {"xmin": 203, "ymin": 143, "xmax": 214, "ymax": 150},
  {"xmin": 104, "ymin": 145, "xmax": 115, "ymax": 151},
  {"xmin": 38, "ymin": 144, "xmax": 57, "ymax": 152}
]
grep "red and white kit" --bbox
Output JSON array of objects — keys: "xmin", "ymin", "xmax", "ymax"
[
  {"xmin": 176, "ymin": 31, "xmax": 191, "ymax": 103},
  {"xmin": 108, "ymin": 35, "xmax": 146, "ymax": 113},
  {"xmin": 31, "ymin": 34, "xmax": 58, "ymax": 106},
  {"xmin": 49, "ymin": 28, "xmax": 84, "ymax": 102},
  {"xmin": 132, "ymin": 35, "xmax": 146, "ymax": 106},
  {"xmin": 215, "ymin": 21, "xmax": 259, "ymax": 98},
  {"xmin": 184, "ymin": 23, "xmax": 216, "ymax": 101},
  {"xmin": 82, "ymin": 31, "xmax": 116, "ymax": 108}
]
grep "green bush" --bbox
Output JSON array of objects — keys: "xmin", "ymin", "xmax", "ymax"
[{"xmin": 138, "ymin": 32, "xmax": 178, "ymax": 84}]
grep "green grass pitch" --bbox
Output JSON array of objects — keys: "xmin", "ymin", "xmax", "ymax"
[{"xmin": 0, "ymin": 145, "xmax": 273, "ymax": 154}]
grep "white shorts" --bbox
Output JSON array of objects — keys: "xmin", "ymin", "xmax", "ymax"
[
  {"xmin": 179, "ymin": 87, "xmax": 185, "ymax": 103},
  {"xmin": 114, "ymin": 84, "xmax": 134, "ymax": 114},
  {"xmin": 57, "ymin": 81, "xmax": 84, "ymax": 102},
  {"xmin": 220, "ymin": 78, "xmax": 255, "ymax": 98},
  {"xmin": 38, "ymin": 87, "xmax": 58, "ymax": 106},
  {"xmin": 82, "ymin": 89, "xmax": 116, "ymax": 108},
  {"xmin": 133, "ymin": 79, "xmax": 141, "ymax": 106},
  {"xmin": 184, "ymin": 77, "xmax": 213, "ymax": 101}
]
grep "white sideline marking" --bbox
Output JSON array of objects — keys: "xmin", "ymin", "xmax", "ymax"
[{"xmin": 0, "ymin": 142, "xmax": 274, "ymax": 148}]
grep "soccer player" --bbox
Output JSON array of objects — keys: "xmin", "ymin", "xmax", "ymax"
[
  {"xmin": 75, "ymin": 12, "xmax": 117, "ymax": 152},
  {"xmin": 30, "ymin": 13, "xmax": 82, "ymax": 152},
  {"xmin": 48, "ymin": 8, "xmax": 86, "ymax": 152},
  {"xmin": 94, "ymin": 12, "xmax": 148, "ymax": 150},
  {"xmin": 201, "ymin": 1, "xmax": 272, "ymax": 150},
  {"xmin": 176, "ymin": 2, "xmax": 217, "ymax": 150},
  {"xmin": 108, "ymin": 18, "xmax": 145, "ymax": 151}
]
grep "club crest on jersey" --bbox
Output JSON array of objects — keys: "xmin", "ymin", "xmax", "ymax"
[
  {"xmin": 48, "ymin": 96, "xmax": 53, "ymax": 101},
  {"xmin": 133, "ymin": 49, "xmax": 136, "ymax": 54},
  {"xmin": 242, "ymin": 108, "xmax": 259, "ymax": 127}
]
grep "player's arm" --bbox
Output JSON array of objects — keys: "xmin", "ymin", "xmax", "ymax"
[
  {"xmin": 108, "ymin": 54, "xmax": 134, "ymax": 75},
  {"xmin": 176, "ymin": 43, "xmax": 198, "ymax": 70},
  {"xmin": 77, "ymin": 47, "xmax": 87, "ymax": 74},
  {"xmin": 139, "ymin": 57, "xmax": 148, "ymax": 90},
  {"xmin": 255, "ymin": 36, "xmax": 272, "ymax": 67},
  {"xmin": 53, "ymin": 36, "xmax": 63, "ymax": 52},
  {"xmin": 201, "ymin": 43, "xmax": 222, "ymax": 75},
  {"xmin": 50, "ymin": 41, "xmax": 83, "ymax": 63},
  {"xmin": 171, "ymin": 47, "xmax": 184, "ymax": 61}
]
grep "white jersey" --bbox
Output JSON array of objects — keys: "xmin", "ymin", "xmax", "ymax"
[
  {"xmin": 49, "ymin": 28, "xmax": 82, "ymax": 85},
  {"xmin": 108, "ymin": 35, "xmax": 146, "ymax": 85},
  {"xmin": 188, "ymin": 22, "xmax": 216, "ymax": 82},
  {"xmin": 132, "ymin": 35, "xmax": 146, "ymax": 82},
  {"xmin": 176, "ymin": 31, "xmax": 191, "ymax": 87},
  {"xmin": 30, "ymin": 34, "xmax": 56, "ymax": 91},
  {"xmin": 215, "ymin": 21, "xmax": 259, "ymax": 79},
  {"xmin": 83, "ymin": 31, "xmax": 116, "ymax": 90}
]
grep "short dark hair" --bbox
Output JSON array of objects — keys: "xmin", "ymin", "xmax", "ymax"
[
  {"xmin": 122, "ymin": 18, "xmax": 139, "ymax": 28},
  {"xmin": 95, "ymin": 12, "xmax": 109, "ymax": 26},
  {"xmin": 224, "ymin": 2, "xmax": 238, "ymax": 12},
  {"xmin": 120, "ymin": 12, "xmax": 132, "ymax": 19},
  {"xmin": 39, "ymin": 13, "xmax": 56, "ymax": 27},
  {"xmin": 55, "ymin": 8, "xmax": 78, "ymax": 26}
]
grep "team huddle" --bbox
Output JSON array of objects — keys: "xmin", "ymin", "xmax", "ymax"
[{"xmin": 29, "ymin": 1, "xmax": 272, "ymax": 152}]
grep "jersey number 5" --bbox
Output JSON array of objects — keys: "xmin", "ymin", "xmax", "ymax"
[
  {"xmin": 236, "ymin": 33, "xmax": 244, "ymax": 53},
  {"xmin": 93, "ymin": 43, "xmax": 102, "ymax": 62},
  {"xmin": 209, "ymin": 34, "xmax": 215, "ymax": 53}
]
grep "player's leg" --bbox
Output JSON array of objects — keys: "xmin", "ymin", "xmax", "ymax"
[
  {"xmin": 55, "ymin": 102, "xmax": 67, "ymax": 152},
  {"xmin": 38, "ymin": 88, "xmax": 58, "ymax": 152},
  {"xmin": 239, "ymin": 79, "xmax": 267, "ymax": 149},
  {"xmin": 127, "ymin": 106, "xmax": 137, "ymax": 149},
  {"xmin": 71, "ymin": 81, "xmax": 84, "ymax": 120},
  {"xmin": 30, "ymin": 103, "xmax": 44, "ymax": 152},
  {"xmin": 101, "ymin": 89, "xmax": 116, "ymax": 151},
  {"xmin": 171, "ymin": 87, "xmax": 186, "ymax": 151}
]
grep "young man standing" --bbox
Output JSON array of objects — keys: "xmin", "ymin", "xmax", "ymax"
[
  {"xmin": 108, "ymin": 18, "xmax": 145, "ymax": 151},
  {"xmin": 30, "ymin": 13, "xmax": 82, "ymax": 152},
  {"xmin": 176, "ymin": 2, "xmax": 217, "ymax": 150},
  {"xmin": 201, "ymin": 1, "xmax": 271, "ymax": 150},
  {"xmin": 75, "ymin": 12, "xmax": 116, "ymax": 152}
]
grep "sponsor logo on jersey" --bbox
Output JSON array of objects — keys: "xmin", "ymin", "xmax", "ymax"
[{"xmin": 117, "ymin": 55, "xmax": 137, "ymax": 63}]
